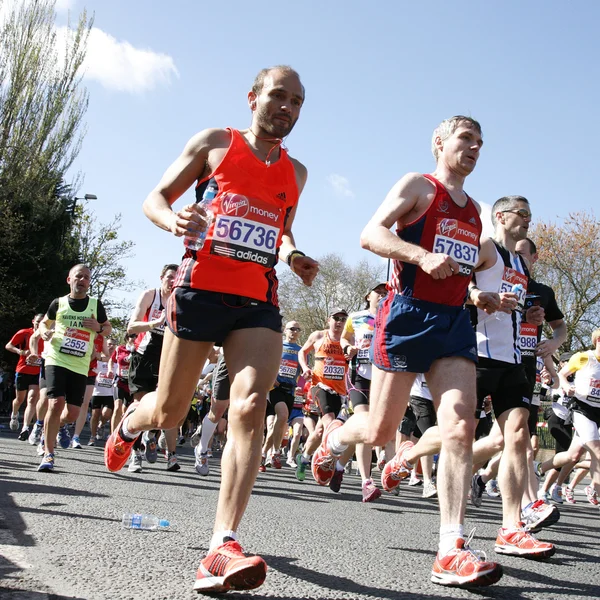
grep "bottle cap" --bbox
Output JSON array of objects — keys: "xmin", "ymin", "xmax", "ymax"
[{"xmin": 159, "ymin": 519, "xmax": 170, "ymax": 527}]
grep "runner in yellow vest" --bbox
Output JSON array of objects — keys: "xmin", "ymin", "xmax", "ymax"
[{"xmin": 37, "ymin": 264, "xmax": 112, "ymax": 471}]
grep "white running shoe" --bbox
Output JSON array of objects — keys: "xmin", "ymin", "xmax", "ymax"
[
  {"xmin": 190, "ymin": 425, "xmax": 202, "ymax": 448},
  {"xmin": 71, "ymin": 436, "xmax": 82, "ymax": 449},
  {"xmin": 128, "ymin": 451, "xmax": 143, "ymax": 473},
  {"xmin": 486, "ymin": 479, "xmax": 501, "ymax": 498},
  {"xmin": 157, "ymin": 431, "xmax": 167, "ymax": 451},
  {"xmin": 9, "ymin": 415, "xmax": 19, "ymax": 431},
  {"xmin": 28, "ymin": 423, "xmax": 43, "ymax": 446},
  {"xmin": 194, "ymin": 446, "xmax": 209, "ymax": 476},
  {"xmin": 550, "ymin": 484, "xmax": 564, "ymax": 504},
  {"xmin": 423, "ymin": 481, "xmax": 437, "ymax": 499}
]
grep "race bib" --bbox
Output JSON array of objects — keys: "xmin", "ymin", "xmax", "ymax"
[
  {"xmin": 59, "ymin": 328, "xmax": 90, "ymax": 358},
  {"xmin": 120, "ymin": 367, "xmax": 129, "ymax": 379},
  {"xmin": 28, "ymin": 356, "xmax": 43, "ymax": 366},
  {"xmin": 519, "ymin": 322, "xmax": 538, "ymax": 357},
  {"xmin": 587, "ymin": 378, "xmax": 600, "ymax": 405},
  {"xmin": 499, "ymin": 268, "xmax": 528, "ymax": 309},
  {"xmin": 278, "ymin": 358, "xmax": 298, "ymax": 380},
  {"xmin": 433, "ymin": 218, "xmax": 479, "ymax": 276},
  {"xmin": 356, "ymin": 332, "xmax": 373, "ymax": 364},
  {"xmin": 97, "ymin": 375, "xmax": 113, "ymax": 388},
  {"xmin": 323, "ymin": 363, "xmax": 345, "ymax": 380},
  {"xmin": 210, "ymin": 194, "xmax": 282, "ymax": 268}
]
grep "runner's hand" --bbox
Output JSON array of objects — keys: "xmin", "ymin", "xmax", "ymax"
[
  {"xmin": 169, "ymin": 203, "xmax": 210, "ymax": 238},
  {"xmin": 41, "ymin": 329, "xmax": 53, "ymax": 341},
  {"xmin": 472, "ymin": 290, "xmax": 501, "ymax": 315},
  {"xmin": 498, "ymin": 292, "xmax": 518, "ymax": 314},
  {"xmin": 526, "ymin": 306, "xmax": 545, "ymax": 326},
  {"xmin": 345, "ymin": 345, "xmax": 358, "ymax": 359},
  {"xmin": 82, "ymin": 314, "xmax": 101, "ymax": 332},
  {"xmin": 302, "ymin": 369, "xmax": 312, "ymax": 379},
  {"xmin": 536, "ymin": 338, "xmax": 559, "ymax": 358},
  {"xmin": 418, "ymin": 252, "xmax": 459, "ymax": 280},
  {"xmin": 291, "ymin": 255, "xmax": 319, "ymax": 287}
]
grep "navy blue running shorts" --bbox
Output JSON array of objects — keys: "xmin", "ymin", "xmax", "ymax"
[{"xmin": 370, "ymin": 294, "xmax": 477, "ymax": 373}]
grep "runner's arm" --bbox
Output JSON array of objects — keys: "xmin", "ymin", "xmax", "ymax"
[
  {"xmin": 280, "ymin": 160, "xmax": 319, "ymax": 287},
  {"xmin": 127, "ymin": 289, "xmax": 162, "ymax": 334},
  {"xmin": 143, "ymin": 128, "xmax": 229, "ymax": 237},
  {"xmin": 536, "ymin": 318, "xmax": 567, "ymax": 358},
  {"xmin": 360, "ymin": 173, "xmax": 458, "ymax": 279},
  {"xmin": 298, "ymin": 332, "xmax": 318, "ymax": 377},
  {"xmin": 5, "ymin": 331, "xmax": 26, "ymax": 357}
]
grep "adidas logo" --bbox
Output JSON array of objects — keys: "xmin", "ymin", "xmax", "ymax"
[{"xmin": 276, "ymin": 192, "xmax": 286, "ymax": 201}]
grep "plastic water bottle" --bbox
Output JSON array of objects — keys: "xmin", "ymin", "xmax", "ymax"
[
  {"xmin": 121, "ymin": 513, "xmax": 173, "ymax": 531},
  {"xmin": 494, "ymin": 283, "xmax": 523, "ymax": 321},
  {"xmin": 184, "ymin": 182, "xmax": 217, "ymax": 251}
]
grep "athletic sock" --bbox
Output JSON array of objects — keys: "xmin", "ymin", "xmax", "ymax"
[
  {"xmin": 210, "ymin": 530, "xmax": 237, "ymax": 551},
  {"xmin": 439, "ymin": 524, "xmax": 464, "ymax": 556},
  {"xmin": 301, "ymin": 452, "xmax": 311, "ymax": 464},
  {"xmin": 335, "ymin": 460, "xmax": 345, "ymax": 472},
  {"xmin": 328, "ymin": 429, "xmax": 348, "ymax": 456},
  {"xmin": 522, "ymin": 501, "xmax": 535, "ymax": 515},
  {"xmin": 36, "ymin": 419, "xmax": 43, "ymax": 426},
  {"xmin": 119, "ymin": 416, "xmax": 138, "ymax": 442},
  {"xmin": 199, "ymin": 414, "xmax": 218, "ymax": 454}
]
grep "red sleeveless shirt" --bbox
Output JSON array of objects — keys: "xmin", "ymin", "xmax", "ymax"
[{"xmin": 174, "ymin": 129, "xmax": 299, "ymax": 306}]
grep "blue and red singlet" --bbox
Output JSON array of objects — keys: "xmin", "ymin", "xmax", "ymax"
[{"xmin": 388, "ymin": 174, "xmax": 482, "ymax": 306}]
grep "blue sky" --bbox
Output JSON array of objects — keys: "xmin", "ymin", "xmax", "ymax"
[{"xmin": 49, "ymin": 0, "xmax": 599, "ymax": 310}]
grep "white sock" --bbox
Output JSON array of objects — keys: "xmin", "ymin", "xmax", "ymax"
[
  {"xmin": 328, "ymin": 429, "xmax": 348, "ymax": 456},
  {"xmin": 439, "ymin": 524, "xmax": 464, "ymax": 555},
  {"xmin": 11, "ymin": 412, "xmax": 18, "ymax": 419},
  {"xmin": 199, "ymin": 415, "xmax": 218, "ymax": 454},
  {"xmin": 120, "ymin": 417, "xmax": 138, "ymax": 441},
  {"xmin": 210, "ymin": 529, "xmax": 237, "ymax": 551},
  {"xmin": 335, "ymin": 460, "xmax": 345, "ymax": 472}
]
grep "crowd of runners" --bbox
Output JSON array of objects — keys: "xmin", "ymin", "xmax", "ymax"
[{"xmin": 3, "ymin": 65, "xmax": 600, "ymax": 594}]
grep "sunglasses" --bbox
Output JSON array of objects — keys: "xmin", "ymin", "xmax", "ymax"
[
  {"xmin": 331, "ymin": 315, "xmax": 347, "ymax": 322},
  {"xmin": 287, "ymin": 327, "xmax": 301, "ymax": 332},
  {"xmin": 502, "ymin": 208, "xmax": 532, "ymax": 220}
]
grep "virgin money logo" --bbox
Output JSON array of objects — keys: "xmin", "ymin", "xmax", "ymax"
[
  {"xmin": 222, "ymin": 194, "xmax": 249, "ymax": 217},
  {"xmin": 504, "ymin": 269, "xmax": 519, "ymax": 282},
  {"xmin": 439, "ymin": 219, "xmax": 457, "ymax": 238}
]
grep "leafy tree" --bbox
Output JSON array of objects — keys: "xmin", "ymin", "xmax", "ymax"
[
  {"xmin": 73, "ymin": 209, "xmax": 139, "ymax": 308},
  {"xmin": 278, "ymin": 253, "xmax": 386, "ymax": 339},
  {"xmin": 530, "ymin": 211, "xmax": 600, "ymax": 352},
  {"xmin": 0, "ymin": 0, "xmax": 92, "ymax": 357}
]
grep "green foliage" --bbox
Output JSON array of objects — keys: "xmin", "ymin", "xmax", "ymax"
[
  {"xmin": 531, "ymin": 211, "xmax": 600, "ymax": 352},
  {"xmin": 0, "ymin": 0, "xmax": 92, "ymax": 361}
]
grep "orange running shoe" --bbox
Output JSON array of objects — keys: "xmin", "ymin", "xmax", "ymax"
[
  {"xmin": 381, "ymin": 440, "xmax": 414, "ymax": 492},
  {"xmin": 272, "ymin": 452, "xmax": 282, "ymax": 469},
  {"xmin": 194, "ymin": 540, "xmax": 267, "ymax": 593},
  {"xmin": 432, "ymin": 536, "xmax": 503, "ymax": 587},
  {"xmin": 104, "ymin": 402, "xmax": 141, "ymax": 473},
  {"xmin": 311, "ymin": 419, "xmax": 342, "ymax": 486},
  {"xmin": 258, "ymin": 457, "xmax": 266, "ymax": 473},
  {"xmin": 495, "ymin": 522, "xmax": 556, "ymax": 558}
]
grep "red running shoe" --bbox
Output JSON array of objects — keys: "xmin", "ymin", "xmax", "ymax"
[
  {"xmin": 194, "ymin": 540, "xmax": 267, "ymax": 593},
  {"xmin": 495, "ymin": 522, "xmax": 555, "ymax": 558},
  {"xmin": 258, "ymin": 457, "xmax": 266, "ymax": 473},
  {"xmin": 432, "ymin": 537, "xmax": 503, "ymax": 587},
  {"xmin": 272, "ymin": 452, "xmax": 282, "ymax": 469},
  {"xmin": 104, "ymin": 402, "xmax": 140, "ymax": 473},
  {"xmin": 381, "ymin": 440, "xmax": 413, "ymax": 492},
  {"xmin": 311, "ymin": 420, "xmax": 342, "ymax": 486}
]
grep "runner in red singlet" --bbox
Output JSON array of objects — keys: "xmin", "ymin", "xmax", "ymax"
[
  {"xmin": 356, "ymin": 116, "xmax": 504, "ymax": 587},
  {"xmin": 103, "ymin": 65, "xmax": 318, "ymax": 594}
]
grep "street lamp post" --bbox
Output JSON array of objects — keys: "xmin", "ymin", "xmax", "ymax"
[{"xmin": 68, "ymin": 193, "xmax": 97, "ymax": 214}]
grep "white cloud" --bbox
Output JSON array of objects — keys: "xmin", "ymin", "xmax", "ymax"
[
  {"xmin": 57, "ymin": 26, "xmax": 179, "ymax": 94},
  {"xmin": 327, "ymin": 173, "xmax": 354, "ymax": 198},
  {"xmin": 55, "ymin": 0, "xmax": 76, "ymax": 13}
]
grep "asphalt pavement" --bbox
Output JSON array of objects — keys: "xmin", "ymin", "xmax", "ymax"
[{"xmin": 1, "ymin": 429, "xmax": 599, "ymax": 600}]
